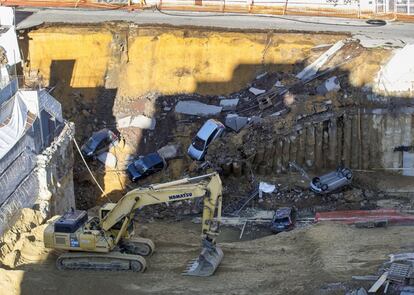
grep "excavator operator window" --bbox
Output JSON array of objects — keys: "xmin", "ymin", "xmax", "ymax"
[{"xmin": 101, "ymin": 209, "xmax": 124, "ymax": 230}]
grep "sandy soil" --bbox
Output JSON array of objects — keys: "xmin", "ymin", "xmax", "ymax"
[{"xmin": 1, "ymin": 218, "xmax": 414, "ymax": 295}]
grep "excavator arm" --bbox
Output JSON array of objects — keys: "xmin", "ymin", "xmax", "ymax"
[
  {"xmin": 44, "ymin": 172, "xmax": 224, "ymax": 276},
  {"xmin": 101, "ymin": 172, "xmax": 224, "ymax": 276}
]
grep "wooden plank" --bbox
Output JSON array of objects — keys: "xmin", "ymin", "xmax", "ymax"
[{"xmin": 368, "ymin": 271, "xmax": 388, "ymax": 293}]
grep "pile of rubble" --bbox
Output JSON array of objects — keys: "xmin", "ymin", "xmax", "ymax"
[{"xmin": 351, "ymin": 253, "xmax": 414, "ymax": 294}]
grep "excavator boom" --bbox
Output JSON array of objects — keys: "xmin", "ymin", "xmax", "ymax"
[{"xmin": 44, "ymin": 172, "xmax": 224, "ymax": 276}]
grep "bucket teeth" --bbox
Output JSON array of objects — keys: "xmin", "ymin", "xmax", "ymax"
[{"xmin": 182, "ymin": 244, "xmax": 223, "ymax": 277}]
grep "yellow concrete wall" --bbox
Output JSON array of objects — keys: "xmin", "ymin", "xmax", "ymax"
[
  {"xmin": 26, "ymin": 26, "xmax": 346, "ymax": 99},
  {"xmin": 27, "ymin": 27, "xmax": 112, "ymax": 88},
  {"xmin": 122, "ymin": 30, "xmax": 344, "ymax": 96}
]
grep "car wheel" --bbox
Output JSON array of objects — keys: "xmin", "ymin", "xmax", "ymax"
[
  {"xmin": 321, "ymin": 184, "xmax": 329, "ymax": 191},
  {"xmin": 342, "ymin": 168, "xmax": 352, "ymax": 180}
]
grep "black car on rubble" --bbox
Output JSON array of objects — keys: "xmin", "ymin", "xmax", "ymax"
[{"xmin": 127, "ymin": 153, "xmax": 166, "ymax": 182}]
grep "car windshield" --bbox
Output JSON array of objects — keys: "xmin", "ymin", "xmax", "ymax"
[
  {"xmin": 193, "ymin": 136, "xmax": 205, "ymax": 150},
  {"xmin": 275, "ymin": 217, "xmax": 290, "ymax": 224},
  {"xmin": 134, "ymin": 159, "xmax": 149, "ymax": 173},
  {"xmin": 85, "ymin": 138, "xmax": 98, "ymax": 150}
]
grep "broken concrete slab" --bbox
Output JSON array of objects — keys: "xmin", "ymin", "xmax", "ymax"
[
  {"xmin": 368, "ymin": 271, "xmax": 388, "ymax": 293},
  {"xmin": 256, "ymin": 72, "xmax": 267, "ymax": 80},
  {"xmin": 97, "ymin": 152, "xmax": 117, "ymax": 169},
  {"xmin": 249, "ymin": 87, "xmax": 266, "ymax": 96},
  {"xmin": 116, "ymin": 116, "xmax": 132, "ymax": 129},
  {"xmin": 270, "ymin": 108, "xmax": 289, "ymax": 117},
  {"xmin": 157, "ymin": 144, "xmax": 180, "ymax": 160},
  {"xmin": 249, "ymin": 116, "xmax": 263, "ymax": 125},
  {"xmin": 296, "ymin": 40, "xmax": 345, "ymax": 81},
  {"xmin": 175, "ymin": 100, "xmax": 222, "ymax": 116},
  {"xmin": 117, "ymin": 115, "xmax": 156, "ymax": 130},
  {"xmin": 225, "ymin": 114, "xmax": 248, "ymax": 132},
  {"xmin": 274, "ymin": 80, "xmax": 284, "ymax": 87},
  {"xmin": 376, "ymin": 44, "xmax": 414, "ymax": 95},
  {"xmin": 316, "ymin": 76, "xmax": 341, "ymax": 95},
  {"xmin": 130, "ymin": 115, "xmax": 156, "ymax": 130},
  {"xmin": 219, "ymin": 98, "xmax": 239, "ymax": 111}
]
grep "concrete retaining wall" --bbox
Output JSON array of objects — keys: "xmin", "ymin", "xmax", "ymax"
[
  {"xmin": 0, "ymin": 122, "xmax": 75, "ymax": 236},
  {"xmin": 224, "ymin": 107, "xmax": 414, "ymax": 176}
]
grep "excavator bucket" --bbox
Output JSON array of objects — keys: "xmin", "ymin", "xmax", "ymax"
[{"xmin": 182, "ymin": 240, "xmax": 223, "ymax": 277}]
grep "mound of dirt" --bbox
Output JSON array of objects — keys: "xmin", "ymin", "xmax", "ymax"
[
  {"xmin": 0, "ymin": 268, "xmax": 24, "ymax": 295},
  {"xmin": 0, "ymin": 208, "xmax": 48, "ymax": 268}
]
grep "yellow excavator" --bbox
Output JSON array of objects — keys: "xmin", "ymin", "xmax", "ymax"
[{"xmin": 43, "ymin": 172, "xmax": 223, "ymax": 277}]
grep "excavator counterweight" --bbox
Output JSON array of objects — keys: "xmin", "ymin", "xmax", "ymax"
[{"xmin": 44, "ymin": 172, "xmax": 223, "ymax": 276}]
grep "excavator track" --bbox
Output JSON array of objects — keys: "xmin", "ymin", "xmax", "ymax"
[
  {"xmin": 56, "ymin": 251, "xmax": 146, "ymax": 272},
  {"xmin": 121, "ymin": 237, "xmax": 155, "ymax": 257}
]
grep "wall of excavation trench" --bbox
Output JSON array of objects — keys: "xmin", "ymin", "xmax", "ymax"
[{"xmin": 224, "ymin": 108, "xmax": 414, "ymax": 176}]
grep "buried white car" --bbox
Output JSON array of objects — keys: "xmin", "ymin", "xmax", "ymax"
[{"xmin": 188, "ymin": 119, "xmax": 225, "ymax": 160}]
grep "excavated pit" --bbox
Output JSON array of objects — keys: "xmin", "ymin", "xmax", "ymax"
[{"xmin": 18, "ymin": 23, "xmax": 403, "ymax": 212}]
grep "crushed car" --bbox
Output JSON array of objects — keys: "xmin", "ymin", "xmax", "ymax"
[
  {"xmin": 188, "ymin": 119, "xmax": 225, "ymax": 160},
  {"xmin": 81, "ymin": 128, "xmax": 118, "ymax": 159},
  {"xmin": 310, "ymin": 167, "xmax": 352, "ymax": 194},
  {"xmin": 270, "ymin": 207, "xmax": 296, "ymax": 233},
  {"xmin": 127, "ymin": 152, "xmax": 166, "ymax": 182}
]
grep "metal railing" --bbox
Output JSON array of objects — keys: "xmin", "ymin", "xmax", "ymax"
[{"xmin": 0, "ymin": 0, "xmax": 413, "ymax": 19}]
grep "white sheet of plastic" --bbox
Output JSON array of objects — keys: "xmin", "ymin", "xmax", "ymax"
[
  {"xmin": 0, "ymin": 95, "xmax": 28, "ymax": 159},
  {"xmin": 0, "ymin": 8, "xmax": 14, "ymax": 26},
  {"xmin": 0, "ymin": 24, "xmax": 22, "ymax": 66},
  {"xmin": 259, "ymin": 182, "xmax": 276, "ymax": 193},
  {"xmin": 376, "ymin": 44, "xmax": 414, "ymax": 95}
]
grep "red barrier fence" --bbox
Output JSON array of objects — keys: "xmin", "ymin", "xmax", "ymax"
[{"xmin": 316, "ymin": 209, "xmax": 414, "ymax": 225}]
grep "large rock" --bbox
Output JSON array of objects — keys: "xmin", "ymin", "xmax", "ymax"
[
  {"xmin": 117, "ymin": 115, "xmax": 156, "ymax": 130},
  {"xmin": 219, "ymin": 98, "xmax": 239, "ymax": 111},
  {"xmin": 157, "ymin": 144, "xmax": 180, "ymax": 160},
  {"xmin": 225, "ymin": 114, "xmax": 248, "ymax": 132}
]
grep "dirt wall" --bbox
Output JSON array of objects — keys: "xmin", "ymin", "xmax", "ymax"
[{"xmin": 24, "ymin": 25, "xmax": 349, "ymax": 99}]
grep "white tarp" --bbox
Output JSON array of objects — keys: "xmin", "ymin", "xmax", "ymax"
[
  {"xmin": 0, "ymin": 26, "xmax": 21, "ymax": 66},
  {"xmin": 259, "ymin": 182, "xmax": 276, "ymax": 194},
  {"xmin": 0, "ymin": 95, "xmax": 28, "ymax": 159},
  {"xmin": 0, "ymin": 8, "xmax": 14, "ymax": 26},
  {"xmin": 376, "ymin": 44, "xmax": 414, "ymax": 95},
  {"xmin": 0, "ymin": 7, "xmax": 21, "ymax": 66}
]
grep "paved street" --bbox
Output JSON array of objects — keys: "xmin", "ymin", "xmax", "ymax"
[{"xmin": 15, "ymin": 8, "xmax": 414, "ymax": 47}]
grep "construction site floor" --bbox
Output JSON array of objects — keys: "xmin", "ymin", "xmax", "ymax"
[{"xmin": 2, "ymin": 219, "xmax": 414, "ymax": 295}]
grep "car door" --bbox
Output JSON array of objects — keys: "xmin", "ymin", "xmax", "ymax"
[{"xmin": 205, "ymin": 129, "xmax": 218, "ymax": 149}]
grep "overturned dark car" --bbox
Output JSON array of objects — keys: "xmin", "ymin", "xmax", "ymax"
[
  {"xmin": 310, "ymin": 167, "xmax": 352, "ymax": 194},
  {"xmin": 127, "ymin": 152, "xmax": 166, "ymax": 182},
  {"xmin": 81, "ymin": 129, "xmax": 118, "ymax": 159}
]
